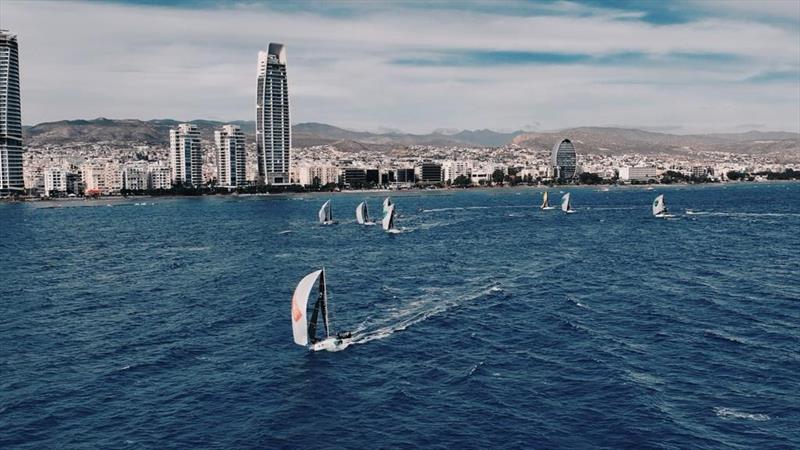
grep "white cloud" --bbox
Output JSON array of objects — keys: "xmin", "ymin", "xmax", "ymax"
[{"xmin": 3, "ymin": 0, "xmax": 799, "ymax": 133}]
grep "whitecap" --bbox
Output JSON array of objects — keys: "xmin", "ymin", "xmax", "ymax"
[{"xmin": 714, "ymin": 407, "xmax": 770, "ymax": 421}]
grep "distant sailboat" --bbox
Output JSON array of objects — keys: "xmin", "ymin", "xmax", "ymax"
[
  {"xmin": 355, "ymin": 201, "xmax": 375, "ymax": 225},
  {"xmin": 652, "ymin": 194, "xmax": 673, "ymax": 218},
  {"xmin": 561, "ymin": 193, "xmax": 575, "ymax": 214},
  {"xmin": 382, "ymin": 204, "xmax": 398, "ymax": 232},
  {"xmin": 318, "ymin": 200, "xmax": 337, "ymax": 225},
  {"xmin": 382, "ymin": 197, "xmax": 393, "ymax": 215},
  {"xmin": 291, "ymin": 268, "xmax": 352, "ymax": 352},
  {"xmin": 540, "ymin": 191, "xmax": 556, "ymax": 210}
]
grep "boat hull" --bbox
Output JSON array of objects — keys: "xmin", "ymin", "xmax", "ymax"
[
  {"xmin": 541, "ymin": 206, "xmax": 556, "ymax": 210},
  {"xmin": 310, "ymin": 337, "xmax": 352, "ymax": 352}
]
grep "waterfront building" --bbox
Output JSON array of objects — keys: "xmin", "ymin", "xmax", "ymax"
[
  {"xmin": 442, "ymin": 160, "xmax": 472, "ymax": 182},
  {"xmin": 214, "ymin": 124, "xmax": 246, "ymax": 188},
  {"xmin": 104, "ymin": 163, "xmax": 123, "ymax": 194},
  {"xmin": 366, "ymin": 169, "xmax": 380, "ymax": 185},
  {"xmin": 296, "ymin": 164, "xmax": 338, "ymax": 186},
  {"xmin": 395, "ymin": 168, "xmax": 416, "ymax": 184},
  {"xmin": 691, "ymin": 166, "xmax": 707, "ymax": 178},
  {"xmin": 148, "ymin": 166, "xmax": 172, "ymax": 190},
  {"xmin": 418, "ymin": 162, "xmax": 443, "ymax": 183},
  {"xmin": 256, "ymin": 43, "xmax": 291, "ymax": 185},
  {"xmin": 43, "ymin": 168, "xmax": 66, "ymax": 197},
  {"xmin": 122, "ymin": 166, "xmax": 148, "ymax": 191},
  {"xmin": 551, "ymin": 139, "xmax": 577, "ymax": 182},
  {"xmin": 66, "ymin": 171, "xmax": 82, "ymax": 195},
  {"xmin": 0, "ymin": 30, "xmax": 23, "ymax": 194},
  {"xmin": 82, "ymin": 164, "xmax": 106, "ymax": 194},
  {"xmin": 169, "ymin": 123, "xmax": 202, "ymax": 187},
  {"xmin": 341, "ymin": 167, "xmax": 366, "ymax": 186},
  {"xmin": 618, "ymin": 166, "xmax": 658, "ymax": 182}
]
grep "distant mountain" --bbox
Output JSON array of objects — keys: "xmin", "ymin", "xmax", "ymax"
[
  {"xmin": 22, "ymin": 118, "xmax": 798, "ymax": 157},
  {"xmin": 512, "ymin": 127, "xmax": 799, "ymax": 156}
]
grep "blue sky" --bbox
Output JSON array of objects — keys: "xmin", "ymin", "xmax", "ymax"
[{"xmin": 3, "ymin": 0, "xmax": 799, "ymax": 133}]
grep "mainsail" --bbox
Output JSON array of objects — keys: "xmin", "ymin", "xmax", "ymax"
[
  {"xmin": 382, "ymin": 204, "xmax": 396, "ymax": 231},
  {"xmin": 652, "ymin": 194, "xmax": 667, "ymax": 216},
  {"xmin": 383, "ymin": 197, "xmax": 393, "ymax": 214},
  {"xmin": 561, "ymin": 193, "xmax": 571, "ymax": 212},
  {"xmin": 319, "ymin": 200, "xmax": 332, "ymax": 223},
  {"xmin": 356, "ymin": 201, "xmax": 369, "ymax": 224},
  {"xmin": 541, "ymin": 191, "xmax": 550, "ymax": 209},
  {"xmin": 291, "ymin": 269, "xmax": 323, "ymax": 346}
]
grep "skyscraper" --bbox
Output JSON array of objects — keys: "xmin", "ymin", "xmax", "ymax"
[
  {"xmin": 256, "ymin": 43, "xmax": 291, "ymax": 185},
  {"xmin": 551, "ymin": 138, "xmax": 577, "ymax": 181},
  {"xmin": 0, "ymin": 30, "xmax": 23, "ymax": 194},
  {"xmin": 169, "ymin": 123, "xmax": 202, "ymax": 187},
  {"xmin": 214, "ymin": 124, "xmax": 246, "ymax": 188}
]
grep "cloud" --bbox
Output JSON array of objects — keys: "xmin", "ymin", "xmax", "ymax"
[{"xmin": 2, "ymin": 0, "xmax": 799, "ymax": 133}]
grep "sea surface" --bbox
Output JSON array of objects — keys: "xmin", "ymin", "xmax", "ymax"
[{"xmin": 2, "ymin": 183, "xmax": 799, "ymax": 449}]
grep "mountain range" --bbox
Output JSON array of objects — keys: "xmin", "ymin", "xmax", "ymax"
[{"xmin": 22, "ymin": 118, "xmax": 799, "ymax": 157}]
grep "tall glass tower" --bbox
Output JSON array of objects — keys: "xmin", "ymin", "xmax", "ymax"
[
  {"xmin": 551, "ymin": 138, "xmax": 577, "ymax": 181},
  {"xmin": 255, "ymin": 43, "xmax": 291, "ymax": 185},
  {"xmin": 0, "ymin": 30, "xmax": 23, "ymax": 194}
]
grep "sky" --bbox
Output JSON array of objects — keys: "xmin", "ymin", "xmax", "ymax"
[{"xmin": 2, "ymin": 0, "xmax": 799, "ymax": 134}]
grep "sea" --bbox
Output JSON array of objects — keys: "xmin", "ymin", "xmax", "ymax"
[{"xmin": 1, "ymin": 183, "xmax": 799, "ymax": 449}]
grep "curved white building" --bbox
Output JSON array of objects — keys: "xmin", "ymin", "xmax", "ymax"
[
  {"xmin": 551, "ymin": 138, "xmax": 577, "ymax": 181},
  {"xmin": 256, "ymin": 43, "xmax": 291, "ymax": 185}
]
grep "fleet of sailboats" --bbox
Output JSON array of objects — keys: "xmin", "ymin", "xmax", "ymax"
[
  {"xmin": 298, "ymin": 189, "xmax": 685, "ymax": 350},
  {"xmin": 291, "ymin": 268, "xmax": 352, "ymax": 352}
]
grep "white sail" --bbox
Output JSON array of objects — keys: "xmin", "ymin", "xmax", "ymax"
[
  {"xmin": 319, "ymin": 200, "xmax": 331, "ymax": 223},
  {"xmin": 561, "ymin": 193, "xmax": 571, "ymax": 212},
  {"xmin": 652, "ymin": 194, "xmax": 666, "ymax": 216},
  {"xmin": 291, "ymin": 269, "xmax": 322, "ymax": 346},
  {"xmin": 382, "ymin": 204, "xmax": 395, "ymax": 231},
  {"xmin": 541, "ymin": 191, "xmax": 549, "ymax": 209},
  {"xmin": 356, "ymin": 201, "xmax": 367, "ymax": 224},
  {"xmin": 382, "ymin": 197, "xmax": 393, "ymax": 214}
]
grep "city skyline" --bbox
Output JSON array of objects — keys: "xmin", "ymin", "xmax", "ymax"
[{"xmin": 2, "ymin": 0, "xmax": 799, "ymax": 134}]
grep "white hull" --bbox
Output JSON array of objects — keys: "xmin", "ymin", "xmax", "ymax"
[
  {"xmin": 320, "ymin": 220, "xmax": 338, "ymax": 225},
  {"xmin": 654, "ymin": 213, "xmax": 675, "ymax": 218},
  {"xmin": 541, "ymin": 206, "xmax": 556, "ymax": 210},
  {"xmin": 565, "ymin": 210, "xmax": 576, "ymax": 214},
  {"xmin": 310, "ymin": 337, "xmax": 352, "ymax": 352}
]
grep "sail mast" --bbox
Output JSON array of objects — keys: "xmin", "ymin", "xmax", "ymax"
[{"xmin": 320, "ymin": 268, "xmax": 330, "ymax": 338}]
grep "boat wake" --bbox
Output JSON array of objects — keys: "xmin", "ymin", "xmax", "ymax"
[
  {"xmin": 714, "ymin": 407, "xmax": 770, "ymax": 421},
  {"xmin": 349, "ymin": 283, "xmax": 502, "ymax": 346}
]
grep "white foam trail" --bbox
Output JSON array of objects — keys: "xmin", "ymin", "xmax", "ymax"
[
  {"xmin": 276, "ymin": 230, "xmax": 293, "ymax": 235},
  {"xmin": 714, "ymin": 407, "xmax": 770, "ymax": 421},
  {"xmin": 350, "ymin": 284, "xmax": 502, "ymax": 345}
]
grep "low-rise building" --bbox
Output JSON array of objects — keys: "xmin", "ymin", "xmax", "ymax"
[
  {"xmin": 44, "ymin": 168, "xmax": 67, "ymax": 197},
  {"xmin": 618, "ymin": 166, "xmax": 658, "ymax": 182}
]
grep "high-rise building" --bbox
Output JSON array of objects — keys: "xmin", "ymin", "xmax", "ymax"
[
  {"xmin": 256, "ymin": 43, "xmax": 291, "ymax": 185},
  {"xmin": 0, "ymin": 30, "xmax": 23, "ymax": 194},
  {"xmin": 214, "ymin": 125, "xmax": 246, "ymax": 188},
  {"xmin": 148, "ymin": 166, "xmax": 172, "ymax": 190},
  {"xmin": 169, "ymin": 123, "xmax": 202, "ymax": 187},
  {"xmin": 551, "ymin": 138, "xmax": 577, "ymax": 181},
  {"xmin": 418, "ymin": 162, "xmax": 443, "ymax": 184}
]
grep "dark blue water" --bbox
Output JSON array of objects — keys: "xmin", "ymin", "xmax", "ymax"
[{"xmin": 2, "ymin": 183, "xmax": 799, "ymax": 449}]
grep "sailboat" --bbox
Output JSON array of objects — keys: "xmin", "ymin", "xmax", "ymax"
[
  {"xmin": 355, "ymin": 201, "xmax": 375, "ymax": 225},
  {"xmin": 540, "ymin": 191, "xmax": 556, "ymax": 210},
  {"xmin": 291, "ymin": 268, "xmax": 352, "ymax": 352},
  {"xmin": 382, "ymin": 197, "xmax": 393, "ymax": 215},
  {"xmin": 318, "ymin": 200, "xmax": 337, "ymax": 225},
  {"xmin": 652, "ymin": 194, "xmax": 674, "ymax": 218},
  {"xmin": 561, "ymin": 193, "xmax": 576, "ymax": 214},
  {"xmin": 382, "ymin": 204, "xmax": 398, "ymax": 232}
]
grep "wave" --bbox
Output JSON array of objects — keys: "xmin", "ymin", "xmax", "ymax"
[
  {"xmin": 350, "ymin": 283, "xmax": 502, "ymax": 345},
  {"xmin": 276, "ymin": 230, "xmax": 294, "ymax": 235},
  {"xmin": 566, "ymin": 296, "xmax": 589, "ymax": 309},
  {"xmin": 704, "ymin": 330, "xmax": 751, "ymax": 346},
  {"xmin": 422, "ymin": 206, "xmax": 491, "ymax": 213},
  {"xmin": 714, "ymin": 407, "xmax": 770, "ymax": 421}
]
